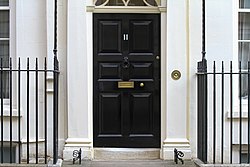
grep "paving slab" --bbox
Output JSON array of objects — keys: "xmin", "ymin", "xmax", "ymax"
[{"xmin": 62, "ymin": 160, "xmax": 196, "ymax": 167}]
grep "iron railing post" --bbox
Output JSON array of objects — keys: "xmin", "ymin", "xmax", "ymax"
[
  {"xmin": 248, "ymin": 61, "xmax": 250, "ymax": 163},
  {"xmin": 9, "ymin": 58, "xmax": 12, "ymax": 163},
  {"xmin": 202, "ymin": 0, "xmax": 206, "ymax": 60},
  {"xmin": 27, "ymin": 58, "xmax": 30, "ymax": 164},
  {"xmin": 230, "ymin": 61, "xmax": 233, "ymax": 164},
  {"xmin": 198, "ymin": 0, "xmax": 207, "ymax": 162},
  {"xmin": 18, "ymin": 58, "xmax": 21, "ymax": 164},
  {"xmin": 53, "ymin": 56, "xmax": 59, "ymax": 164},
  {"xmin": 197, "ymin": 59, "xmax": 207, "ymax": 163},
  {"xmin": 239, "ymin": 62, "xmax": 242, "ymax": 163},
  {"xmin": 35, "ymin": 58, "xmax": 39, "ymax": 164},
  {"xmin": 221, "ymin": 61, "xmax": 224, "ymax": 164},
  {"xmin": 44, "ymin": 58, "xmax": 48, "ymax": 164},
  {"xmin": 0, "ymin": 58, "xmax": 3, "ymax": 163},
  {"xmin": 213, "ymin": 61, "xmax": 216, "ymax": 164},
  {"xmin": 53, "ymin": 0, "xmax": 58, "ymax": 163}
]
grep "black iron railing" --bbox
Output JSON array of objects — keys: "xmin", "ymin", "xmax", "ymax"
[
  {"xmin": 197, "ymin": 59, "xmax": 207, "ymax": 163},
  {"xmin": 0, "ymin": 56, "xmax": 59, "ymax": 164},
  {"xmin": 197, "ymin": 60, "xmax": 250, "ymax": 164}
]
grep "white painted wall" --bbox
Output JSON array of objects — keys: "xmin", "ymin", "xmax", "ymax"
[
  {"xmin": 57, "ymin": 0, "xmax": 68, "ymax": 157},
  {"xmin": 189, "ymin": 0, "xmax": 202, "ymax": 160}
]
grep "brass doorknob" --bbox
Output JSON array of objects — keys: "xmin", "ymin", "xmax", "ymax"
[{"xmin": 140, "ymin": 83, "xmax": 144, "ymax": 87}]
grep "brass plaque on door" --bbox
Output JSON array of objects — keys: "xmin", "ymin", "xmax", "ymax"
[{"xmin": 118, "ymin": 81, "xmax": 134, "ymax": 88}]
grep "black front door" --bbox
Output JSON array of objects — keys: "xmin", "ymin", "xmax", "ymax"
[{"xmin": 93, "ymin": 14, "xmax": 160, "ymax": 148}]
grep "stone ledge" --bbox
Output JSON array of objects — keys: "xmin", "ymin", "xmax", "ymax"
[{"xmin": 194, "ymin": 158, "xmax": 250, "ymax": 167}]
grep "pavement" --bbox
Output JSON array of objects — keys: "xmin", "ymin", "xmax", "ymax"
[{"xmin": 62, "ymin": 160, "xmax": 197, "ymax": 167}]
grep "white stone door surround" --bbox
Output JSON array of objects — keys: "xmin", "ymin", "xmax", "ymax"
[{"xmin": 63, "ymin": 0, "xmax": 192, "ymax": 160}]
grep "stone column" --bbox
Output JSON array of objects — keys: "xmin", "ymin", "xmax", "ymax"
[
  {"xmin": 162, "ymin": 0, "xmax": 191, "ymax": 160},
  {"xmin": 63, "ymin": 0, "xmax": 93, "ymax": 160}
]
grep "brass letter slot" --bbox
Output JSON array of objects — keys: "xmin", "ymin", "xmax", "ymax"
[{"xmin": 118, "ymin": 81, "xmax": 134, "ymax": 88}]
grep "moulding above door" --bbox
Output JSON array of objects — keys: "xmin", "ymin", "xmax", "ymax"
[
  {"xmin": 86, "ymin": 6, "xmax": 167, "ymax": 13},
  {"xmin": 94, "ymin": 0, "xmax": 161, "ymax": 7}
]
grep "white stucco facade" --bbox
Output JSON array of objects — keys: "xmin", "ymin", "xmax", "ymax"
[{"xmin": 1, "ymin": 0, "xmax": 243, "ymax": 163}]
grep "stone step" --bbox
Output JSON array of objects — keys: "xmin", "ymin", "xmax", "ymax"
[{"xmin": 94, "ymin": 148, "xmax": 160, "ymax": 160}]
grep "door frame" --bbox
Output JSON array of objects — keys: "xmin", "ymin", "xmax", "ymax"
[{"xmin": 86, "ymin": 7, "xmax": 167, "ymax": 158}]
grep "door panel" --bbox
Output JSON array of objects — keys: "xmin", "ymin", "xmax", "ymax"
[
  {"xmin": 94, "ymin": 14, "xmax": 160, "ymax": 148},
  {"xmin": 130, "ymin": 63, "xmax": 153, "ymax": 79},
  {"xmin": 99, "ymin": 93, "xmax": 122, "ymax": 135},
  {"xmin": 130, "ymin": 93, "xmax": 153, "ymax": 134},
  {"xmin": 129, "ymin": 20, "xmax": 153, "ymax": 52},
  {"xmin": 99, "ymin": 63, "xmax": 121, "ymax": 79},
  {"xmin": 98, "ymin": 20, "xmax": 122, "ymax": 53}
]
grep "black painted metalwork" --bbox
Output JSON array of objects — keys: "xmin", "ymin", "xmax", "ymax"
[
  {"xmin": 44, "ymin": 58, "xmax": 47, "ymax": 164},
  {"xmin": 27, "ymin": 58, "xmax": 30, "ymax": 164},
  {"xmin": 197, "ymin": 59, "xmax": 207, "ymax": 163},
  {"xmin": 197, "ymin": 61, "xmax": 250, "ymax": 164},
  {"xmin": 221, "ymin": 61, "xmax": 224, "ymax": 164},
  {"xmin": 239, "ymin": 62, "xmax": 242, "ymax": 164},
  {"xmin": 53, "ymin": 56, "xmax": 59, "ymax": 164},
  {"xmin": 73, "ymin": 148, "xmax": 82, "ymax": 164},
  {"xmin": 213, "ymin": 61, "xmax": 216, "ymax": 164},
  {"xmin": 53, "ymin": 0, "xmax": 58, "ymax": 164},
  {"xmin": 0, "ymin": 57, "xmax": 59, "ymax": 164},
  {"xmin": 18, "ymin": 58, "xmax": 21, "ymax": 164},
  {"xmin": 248, "ymin": 61, "xmax": 250, "ymax": 164},
  {"xmin": 0, "ymin": 59, "xmax": 2, "ymax": 163},
  {"xmin": 9, "ymin": 58, "xmax": 12, "ymax": 163},
  {"xmin": 198, "ymin": 0, "xmax": 207, "ymax": 160},
  {"xmin": 122, "ymin": 57, "xmax": 130, "ymax": 69},
  {"xmin": 54, "ymin": 0, "xmax": 57, "ymax": 56},
  {"xmin": 247, "ymin": 62, "xmax": 250, "ymax": 163},
  {"xmin": 174, "ymin": 148, "xmax": 184, "ymax": 164},
  {"xmin": 202, "ymin": 0, "xmax": 206, "ymax": 60},
  {"xmin": 230, "ymin": 61, "xmax": 233, "ymax": 164},
  {"xmin": 35, "ymin": 58, "xmax": 38, "ymax": 164}
]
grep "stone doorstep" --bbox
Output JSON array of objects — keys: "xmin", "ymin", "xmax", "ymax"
[
  {"xmin": 93, "ymin": 148, "xmax": 160, "ymax": 160},
  {"xmin": 194, "ymin": 159, "xmax": 250, "ymax": 167}
]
